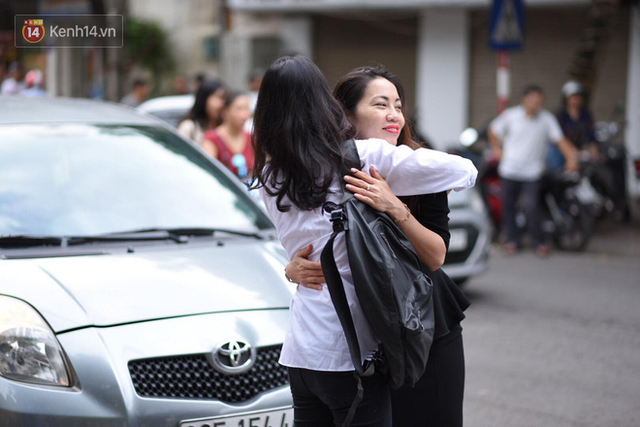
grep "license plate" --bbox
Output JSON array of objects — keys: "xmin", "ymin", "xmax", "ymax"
[
  {"xmin": 180, "ymin": 406, "xmax": 293, "ymax": 427},
  {"xmin": 448, "ymin": 229, "xmax": 468, "ymax": 252}
]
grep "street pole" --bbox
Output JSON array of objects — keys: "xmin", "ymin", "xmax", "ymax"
[{"xmin": 497, "ymin": 50, "xmax": 509, "ymax": 114}]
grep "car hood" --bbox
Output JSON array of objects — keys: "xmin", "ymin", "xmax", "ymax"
[{"xmin": 1, "ymin": 240, "xmax": 293, "ymax": 333}]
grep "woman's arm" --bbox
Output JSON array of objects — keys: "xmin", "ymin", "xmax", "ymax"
[
  {"xmin": 285, "ymin": 166, "xmax": 449, "ymax": 286},
  {"xmin": 284, "ymin": 244, "xmax": 324, "ymax": 289},
  {"xmin": 345, "ymin": 167, "xmax": 447, "ymax": 270},
  {"xmin": 355, "ymin": 138, "xmax": 477, "ymax": 196}
]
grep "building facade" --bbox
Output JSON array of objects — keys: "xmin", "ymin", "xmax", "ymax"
[{"xmin": 224, "ymin": 0, "xmax": 640, "ymax": 197}]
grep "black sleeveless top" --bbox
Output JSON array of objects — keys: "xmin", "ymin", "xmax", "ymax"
[{"xmin": 400, "ymin": 192, "xmax": 471, "ymax": 340}]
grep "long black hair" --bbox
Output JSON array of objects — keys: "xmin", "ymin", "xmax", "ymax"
[
  {"xmin": 184, "ymin": 79, "xmax": 226, "ymax": 128},
  {"xmin": 251, "ymin": 56, "xmax": 354, "ymax": 212}
]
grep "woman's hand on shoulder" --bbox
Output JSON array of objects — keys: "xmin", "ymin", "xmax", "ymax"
[
  {"xmin": 344, "ymin": 167, "xmax": 408, "ymax": 221},
  {"xmin": 285, "ymin": 244, "xmax": 325, "ymax": 291}
]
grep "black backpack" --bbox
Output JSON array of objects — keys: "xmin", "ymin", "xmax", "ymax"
[{"xmin": 320, "ymin": 139, "xmax": 435, "ymax": 425}]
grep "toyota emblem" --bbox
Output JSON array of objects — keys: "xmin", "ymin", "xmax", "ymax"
[{"xmin": 208, "ymin": 340, "xmax": 256, "ymax": 375}]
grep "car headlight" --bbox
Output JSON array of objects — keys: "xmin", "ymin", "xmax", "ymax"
[{"xmin": 0, "ymin": 295, "xmax": 72, "ymax": 387}]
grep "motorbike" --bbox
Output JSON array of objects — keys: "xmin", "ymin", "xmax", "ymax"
[
  {"xmin": 455, "ymin": 127, "xmax": 595, "ymax": 251},
  {"xmin": 587, "ymin": 120, "xmax": 632, "ymax": 222},
  {"xmin": 527, "ymin": 170, "xmax": 594, "ymax": 251}
]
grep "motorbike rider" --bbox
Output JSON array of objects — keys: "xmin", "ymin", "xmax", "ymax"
[
  {"xmin": 548, "ymin": 80, "xmax": 599, "ymax": 170},
  {"xmin": 488, "ymin": 84, "xmax": 578, "ymax": 256},
  {"xmin": 552, "ymin": 80, "xmax": 630, "ymax": 221}
]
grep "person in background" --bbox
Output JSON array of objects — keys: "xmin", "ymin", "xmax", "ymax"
[
  {"xmin": 202, "ymin": 91, "xmax": 254, "ymax": 180},
  {"xmin": 172, "ymin": 75, "xmax": 189, "ymax": 95},
  {"xmin": 193, "ymin": 73, "xmax": 205, "ymax": 93},
  {"xmin": 177, "ymin": 79, "xmax": 226, "ymax": 146},
  {"xmin": 286, "ymin": 65, "xmax": 470, "ymax": 427},
  {"xmin": 20, "ymin": 69, "xmax": 47, "ymax": 97},
  {"xmin": 1, "ymin": 62, "xmax": 25, "ymax": 95},
  {"xmin": 244, "ymin": 68, "xmax": 264, "ymax": 133},
  {"xmin": 120, "ymin": 78, "xmax": 149, "ymax": 107},
  {"xmin": 489, "ymin": 84, "xmax": 578, "ymax": 257},
  {"xmin": 548, "ymin": 80, "xmax": 597, "ymax": 170}
]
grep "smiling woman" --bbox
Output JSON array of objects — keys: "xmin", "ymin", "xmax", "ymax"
[
  {"xmin": 285, "ymin": 65, "xmax": 473, "ymax": 427},
  {"xmin": 349, "ymin": 77, "xmax": 405, "ymax": 144}
]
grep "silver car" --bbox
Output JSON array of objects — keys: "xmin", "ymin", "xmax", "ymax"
[
  {"xmin": 0, "ymin": 96, "xmax": 294, "ymax": 426},
  {"xmin": 443, "ymin": 187, "xmax": 492, "ymax": 285}
]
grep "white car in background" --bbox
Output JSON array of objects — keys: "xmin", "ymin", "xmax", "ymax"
[
  {"xmin": 443, "ymin": 187, "xmax": 492, "ymax": 285},
  {"xmin": 137, "ymin": 94, "xmax": 195, "ymax": 128}
]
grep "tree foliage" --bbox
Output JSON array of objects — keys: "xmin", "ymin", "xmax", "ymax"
[{"xmin": 125, "ymin": 17, "xmax": 174, "ymax": 79}]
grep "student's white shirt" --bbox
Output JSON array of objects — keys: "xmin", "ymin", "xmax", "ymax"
[
  {"xmin": 260, "ymin": 138, "xmax": 477, "ymax": 372},
  {"xmin": 490, "ymin": 105, "xmax": 564, "ymax": 181},
  {"xmin": 177, "ymin": 119, "xmax": 205, "ymax": 146}
]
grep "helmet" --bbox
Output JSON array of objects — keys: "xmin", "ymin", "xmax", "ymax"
[
  {"xmin": 25, "ymin": 69, "xmax": 43, "ymax": 88},
  {"xmin": 562, "ymin": 80, "xmax": 587, "ymax": 98}
]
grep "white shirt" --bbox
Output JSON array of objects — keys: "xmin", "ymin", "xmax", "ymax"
[
  {"xmin": 491, "ymin": 105, "xmax": 564, "ymax": 181},
  {"xmin": 260, "ymin": 138, "xmax": 477, "ymax": 372},
  {"xmin": 177, "ymin": 119, "xmax": 206, "ymax": 146},
  {"xmin": 1, "ymin": 78, "xmax": 25, "ymax": 95}
]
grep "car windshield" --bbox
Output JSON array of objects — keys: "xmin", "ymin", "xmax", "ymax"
[{"xmin": 0, "ymin": 124, "xmax": 271, "ymax": 236}]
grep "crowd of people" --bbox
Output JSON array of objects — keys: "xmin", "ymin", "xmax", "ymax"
[
  {"xmin": 174, "ymin": 74, "xmax": 260, "ymax": 181},
  {"xmin": 487, "ymin": 79, "xmax": 612, "ymax": 256},
  {"xmin": 0, "ymin": 62, "xmax": 47, "ymax": 97}
]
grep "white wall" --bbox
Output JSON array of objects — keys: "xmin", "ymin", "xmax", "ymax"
[
  {"xmin": 281, "ymin": 16, "xmax": 313, "ymax": 59},
  {"xmin": 416, "ymin": 9, "xmax": 469, "ymax": 150}
]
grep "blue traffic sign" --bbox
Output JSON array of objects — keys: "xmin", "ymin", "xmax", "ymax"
[{"xmin": 490, "ymin": 0, "xmax": 525, "ymax": 50}]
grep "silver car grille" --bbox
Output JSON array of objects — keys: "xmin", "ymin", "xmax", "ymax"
[{"xmin": 128, "ymin": 345, "xmax": 288, "ymax": 403}]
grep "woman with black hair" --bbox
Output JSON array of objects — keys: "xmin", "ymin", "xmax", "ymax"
[
  {"xmin": 252, "ymin": 56, "xmax": 477, "ymax": 427},
  {"xmin": 286, "ymin": 65, "xmax": 469, "ymax": 427},
  {"xmin": 177, "ymin": 79, "xmax": 226, "ymax": 146},
  {"xmin": 202, "ymin": 91, "xmax": 254, "ymax": 179}
]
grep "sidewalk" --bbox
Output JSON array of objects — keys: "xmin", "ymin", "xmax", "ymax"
[{"xmin": 586, "ymin": 205, "xmax": 640, "ymax": 258}]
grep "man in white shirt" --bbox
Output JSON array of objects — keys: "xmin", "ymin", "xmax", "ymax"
[
  {"xmin": 489, "ymin": 84, "xmax": 578, "ymax": 256},
  {"xmin": 1, "ymin": 62, "xmax": 25, "ymax": 95}
]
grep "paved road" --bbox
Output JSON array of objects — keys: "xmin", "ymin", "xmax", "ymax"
[{"xmin": 462, "ymin": 216, "xmax": 640, "ymax": 427}]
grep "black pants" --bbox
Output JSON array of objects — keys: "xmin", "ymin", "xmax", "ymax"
[
  {"xmin": 390, "ymin": 325, "xmax": 465, "ymax": 427},
  {"xmin": 501, "ymin": 177, "xmax": 544, "ymax": 248},
  {"xmin": 288, "ymin": 367, "xmax": 392, "ymax": 427}
]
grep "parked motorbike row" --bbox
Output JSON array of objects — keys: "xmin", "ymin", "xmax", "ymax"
[{"xmin": 454, "ymin": 122, "xmax": 631, "ymax": 252}]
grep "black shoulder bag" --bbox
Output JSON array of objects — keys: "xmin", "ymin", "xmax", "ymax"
[{"xmin": 320, "ymin": 139, "xmax": 435, "ymax": 426}]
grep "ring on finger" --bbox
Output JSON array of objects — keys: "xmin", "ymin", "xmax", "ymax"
[{"xmin": 366, "ymin": 184, "xmax": 371, "ymax": 191}]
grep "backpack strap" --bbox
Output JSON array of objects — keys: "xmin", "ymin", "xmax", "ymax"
[
  {"xmin": 320, "ymin": 225, "xmax": 364, "ymax": 427},
  {"xmin": 321, "ymin": 199, "xmax": 376, "ymax": 427},
  {"xmin": 321, "ymin": 210, "xmax": 362, "ymax": 375},
  {"xmin": 319, "ymin": 138, "xmax": 379, "ymax": 426},
  {"xmin": 339, "ymin": 139, "xmax": 360, "ymax": 203}
]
